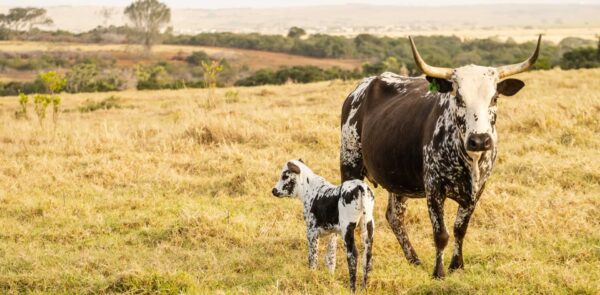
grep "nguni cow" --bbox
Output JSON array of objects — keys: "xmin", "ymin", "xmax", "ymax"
[
  {"xmin": 340, "ymin": 36, "xmax": 541, "ymax": 278},
  {"xmin": 272, "ymin": 159, "xmax": 375, "ymax": 292}
]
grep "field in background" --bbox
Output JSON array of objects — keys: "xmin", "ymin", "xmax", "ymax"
[
  {"xmin": 0, "ymin": 69, "xmax": 598, "ymax": 293},
  {"xmin": 0, "ymin": 41, "xmax": 362, "ymax": 81}
]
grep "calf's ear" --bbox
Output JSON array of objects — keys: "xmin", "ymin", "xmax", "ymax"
[
  {"xmin": 426, "ymin": 76, "xmax": 453, "ymax": 93},
  {"xmin": 287, "ymin": 162, "xmax": 301, "ymax": 174},
  {"xmin": 497, "ymin": 78, "xmax": 525, "ymax": 96}
]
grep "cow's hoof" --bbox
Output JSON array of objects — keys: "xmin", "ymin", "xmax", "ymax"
[
  {"xmin": 449, "ymin": 258, "xmax": 464, "ymax": 272},
  {"xmin": 408, "ymin": 257, "xmax": 422, "ymax": 266},
  {"xmin": 432, "ymin": 266, "xmax": 445, "ymax": 279}
]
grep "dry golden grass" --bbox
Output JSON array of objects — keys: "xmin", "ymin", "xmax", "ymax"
[{"xmin": 0, "ymin": 68, "xmax": 598, "ymax": 294}]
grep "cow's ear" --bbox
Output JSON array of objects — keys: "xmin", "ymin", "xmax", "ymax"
[
  {"xmin": 287, "ymin": 162, "xmax": 301, "ymax": 174},
  {"xmin": 497, "ymin": 79, "xmax": 525, "ymax": 96},
  {"xmin": 426, "ymin": 76, "xmax": 453, "ymax": 93}
]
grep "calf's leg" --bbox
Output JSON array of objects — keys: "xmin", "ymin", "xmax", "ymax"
[
  {"xmin": 342, "ymin": 222, "xmax": 358, "ymax": 293},
  {"xmin": 307, "ymin": 229, "xmax": 319, "ymax": 269},
  {"xmin": 325, "ymin": 233, "xmax": 337, "ymax": 273},
  {"xmin": 361, "ymin": 218, "xmax": 374, "ymax": 289}
]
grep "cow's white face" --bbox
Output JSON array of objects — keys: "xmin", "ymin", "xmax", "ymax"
[
  {"xmin": 432, "ymin": 65, "xmax": 525, "ymax": 155},
  {"xmin": 452, "ymin": 66, "xmax": 499, "ymax": 155}
]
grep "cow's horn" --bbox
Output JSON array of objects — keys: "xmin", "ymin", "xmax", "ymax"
[
  {"xmin": 409, "ymin": 36, "xmax": 453, "ymax": 79},
  {"xmin": 497, "ymin": 35, "xmax": 542, "ymax": 79}
]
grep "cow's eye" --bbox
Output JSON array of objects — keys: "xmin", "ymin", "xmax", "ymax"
[{"xmin": 282, "ymin": 173, "xmax": 288, "ymax": 180}]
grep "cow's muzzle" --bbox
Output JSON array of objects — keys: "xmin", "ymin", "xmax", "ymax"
[{"xmin": 466, "ymin": 133, "xmax": 493, "ymax": 152}]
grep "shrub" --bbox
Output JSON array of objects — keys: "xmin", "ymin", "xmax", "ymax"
[
  {"xmin": 15, "ymin": 92, "xmax": 29, "ymax": 119},
  {"xmin": 0, "ymin": 80, "xmax": 46, "ymax": 96},
  {"xmin": 185, "ymin": 51, "xmax": 211, "ymax": 66},
  {"xmin": 201, "ymin": 60, "xmax": 224, "ymax": 107},
  {"xmin": 560, "ymin": 47, "xmax": 600, "ymax": 70},
  {"xmin": 79, "ymin": 96, "xmax": 122, "ymax": 112},
  {"xmin": 33, "ymin": 94, "xmax": 52, "ymax": 126},
  {"xmin": 135, "ymin": 64, "xmax": 168, "ymax": 90},
  {"xmin": 65, "ymin": 63, "xmax": 125, "ymax": 93},
  {"xmin": 38, "ymin": 71, "xmax": 65, "ymax": 125},
  {"xmin": 224, "ymin": 90, "xmax": 239, "ymax": 103},
  {"xmin": 234, "ymin": 66, "xmax": 360, "ymax": 87}
]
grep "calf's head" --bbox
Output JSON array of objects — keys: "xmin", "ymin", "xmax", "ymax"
[
  {"xmin": 409, "ymin": 35, "xmax": 541, "ymax": 155},
  {"xmin": 272, "ymin": 159, "xmax": 304, "ymax": 198}
]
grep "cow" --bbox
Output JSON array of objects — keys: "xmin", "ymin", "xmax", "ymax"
[
  {"xmin": 272, "ymin": 159, "xmax": 375, "ymax": 292},
  {"xmin": 339, "ymin": 35, "xmax": 541, "ymax": 278}
]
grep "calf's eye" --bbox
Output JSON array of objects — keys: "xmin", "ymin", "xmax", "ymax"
[{"xmin": 490, "ymin": 95, "xmax": 498, "ymax": 107}]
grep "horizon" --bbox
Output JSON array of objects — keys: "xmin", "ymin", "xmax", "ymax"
[{"xmin": 2, "ymin": 0, "xmax": 600, "ymax": 9}]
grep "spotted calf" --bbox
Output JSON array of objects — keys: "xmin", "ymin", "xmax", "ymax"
[{"xmin": 272, "ymin": 159, "xmax": 375, "ymax": 292}]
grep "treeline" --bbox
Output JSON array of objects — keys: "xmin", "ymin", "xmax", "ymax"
[
  {"xmin": 167, "ymin": 32, "xmax": 600, "ymax": 74},
  {"xmin": 4, "ymin": 22, "xmax": 599, "ymax": 73}
]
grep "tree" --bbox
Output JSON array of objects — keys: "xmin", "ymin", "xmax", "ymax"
[
  {"xmin": 97, "ymin": 7, "xmax": 116, "ymax": 27},
  {"xmin": 560, "ymin": 47, "xmax": 599, "ymax": 69},
  {"xmin": 0, "ymin": 7, "xmax": 53, "ymax": 31},
  {"xmin": 124, "ymin": 0, "xmax": 171, "ymax": 52},
  {"xmin": 287, "ymin": 26, "xmax": 306, "ymax": 39}
]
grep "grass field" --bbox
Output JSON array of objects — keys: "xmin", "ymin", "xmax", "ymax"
[{"xmin": 0, "ymin": 68, "xmax": 598, "ymax": 294}]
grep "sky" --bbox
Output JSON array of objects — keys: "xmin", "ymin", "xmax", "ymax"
[{"xmin": 2, "ymin": 0, "xmax": 600, "ymax": 9}]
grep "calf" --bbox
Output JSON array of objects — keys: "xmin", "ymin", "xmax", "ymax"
[{"xmin": 271, "ymin": 159, "xmax": 375, "ymax": 292}]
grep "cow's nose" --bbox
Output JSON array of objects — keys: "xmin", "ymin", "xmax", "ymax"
[
  {"xmin": 271, "ymin": 188, "xmax": 279, "ymax": 196},
  {"xmin": 467, "ymin": 134, "xmax": 493, "ymax": 152}
]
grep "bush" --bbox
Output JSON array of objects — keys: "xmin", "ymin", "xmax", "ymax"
[
  {"xmin": 185, "ymin": 51, "xmax": 211, "ymax": 66},
  {"xmin": 79, "ymin": 96, "xmax": 122, "ymax": 112},
  {"xmin": 0, "ymin": 80, "xmax": 46, "ymax": 96},
  {"xmin": 235, "ymin": 65, "xmax": 360, "ymax": 86},
  {"xmin": 560, "ymin": 43, "xmax": 600, "ymax": 70},
  {"xmin": 65, "ymin": 63, "xmax": 125, "ymax": 93}
]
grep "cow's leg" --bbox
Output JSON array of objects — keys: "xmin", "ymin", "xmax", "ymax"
[
  {"xmin": 427, "ymin": 195, "xmax": 449, "ymax": 279},
  {"xmin": 342, "ymin": 222, "xmax": 358, "ymax": 293},
  {"xmin": 325, "ymin": 233, "xmax": 337, "ymax": 273},
  {"xmin": 386, "ymin": 193, "xmax": 421, "ymax": 265},
  {"xmin": 449, "ymin": 203, "xmax": 476, "ymax": 271},
  {"xmin": 307, "ymin": 229, "xmax": 319, "ymax": 269},
  {"xmin": 361, "ymin": 218, "xmax": 374, "ymax": 289}
]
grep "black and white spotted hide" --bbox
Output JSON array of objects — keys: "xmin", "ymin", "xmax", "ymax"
[{"xmin": 272, "ymin": 159, "xmax": 375, "ymax": 292}]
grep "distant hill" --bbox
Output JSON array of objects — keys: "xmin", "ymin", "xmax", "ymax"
[{"xmin": 1, "ymin": 4, "xmax": 599, "ymax": 41}]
